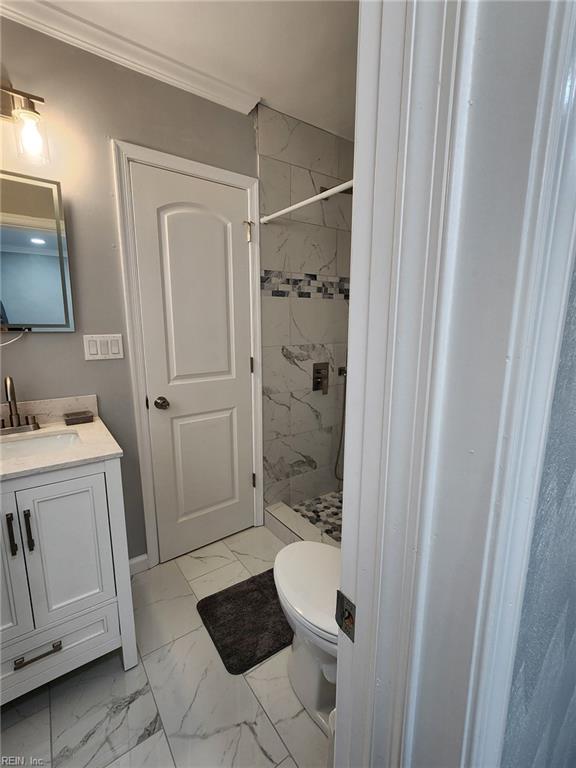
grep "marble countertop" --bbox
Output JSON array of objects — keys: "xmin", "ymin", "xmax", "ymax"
[{"xmin": 0, "ymin": 418, "xmax": 123, "ymax": 480}]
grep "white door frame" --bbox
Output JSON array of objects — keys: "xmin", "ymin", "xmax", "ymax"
[
  {"xmin": 464, "ymin": 4, "xmax": 576, "ymax": 764},
  {"xmin": 337, "ymin": 1, "xmax": 576, "ymax": 766},
  {"xmin": 335, "ymin": 1, "xmax": 463, "ymax": 763},
  {"xmin": 112, "ymin": 140, "xmax": 263, "ymax": 570}
]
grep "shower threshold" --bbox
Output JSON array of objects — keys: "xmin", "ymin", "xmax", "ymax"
[{"xmin": 265, "ymin": 490, "xmax": 342, "ymax": 548}]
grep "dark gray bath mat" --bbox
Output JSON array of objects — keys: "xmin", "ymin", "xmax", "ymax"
[{"xmin": 197, "ymin": 568, "xmax": 293, "ymax": 674}]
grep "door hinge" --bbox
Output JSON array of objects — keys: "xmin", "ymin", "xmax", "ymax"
[
  {"xmin": 243, "ymin": 220, "xmax": 254, "ymax": 242},
  {"xmin": 145, "ymin": 396, "xmax": 149, "ymax": 410},
  {"xmin": 336, "ymin": 589, "xmax": 356, "ymax": 642},
  {"xmin": 252, "ymin": 472, "xmax": 256, "ymax": 488},
  {"xmin": 250, "ymin": 356, "xmax": 254, "ymax": 373}
]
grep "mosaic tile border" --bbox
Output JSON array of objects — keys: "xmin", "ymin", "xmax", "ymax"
[{"xmin": 261, "ymin": 270, "xmax": 350, "ymax": 300}]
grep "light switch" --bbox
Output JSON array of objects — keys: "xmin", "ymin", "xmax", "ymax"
[{"xmin": 84, "ymin": 334, "xmax": 124, "ymax": 360}]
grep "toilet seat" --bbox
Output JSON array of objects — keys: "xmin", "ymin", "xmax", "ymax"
[{"xmin": 274, "ymin": 541, "xmax": 340, "ymax": 643}]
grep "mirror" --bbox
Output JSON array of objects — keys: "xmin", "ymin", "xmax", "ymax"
[{"xmin": 0, "ymin": 171, "xmax": 74, "ymax": 331}]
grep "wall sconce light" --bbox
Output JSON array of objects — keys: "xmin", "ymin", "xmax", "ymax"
[{"xmin": 1, "ymin": 86, "xmax": 49, "ymax": 164}]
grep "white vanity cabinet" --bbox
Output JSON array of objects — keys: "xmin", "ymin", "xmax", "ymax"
[
  {"xmin": 0, "ymin": 458, "xmax": 137, "ymax": 704},
  {"xmin": 1, "ymin": 493, "xmax": 35, "ymax": 644}
]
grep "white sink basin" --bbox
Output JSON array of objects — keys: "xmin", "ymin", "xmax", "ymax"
[{"xmin": 0, "ymin": 431, "xmax": 81, "ymax": 460}]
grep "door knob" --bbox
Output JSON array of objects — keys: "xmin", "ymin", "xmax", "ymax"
[{"xmin": 154, "ymin": 396, "xmax": 170, "ymax": 410}]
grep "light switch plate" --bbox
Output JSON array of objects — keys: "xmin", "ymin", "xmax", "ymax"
[{"xmin": 83, "ymin": 334, "xmax": 124, "ymax": 361}]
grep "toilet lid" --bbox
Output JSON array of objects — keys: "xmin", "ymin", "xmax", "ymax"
[{"xmin": 274, "ymin": 541, "xmax": 340, "ymax": 639}]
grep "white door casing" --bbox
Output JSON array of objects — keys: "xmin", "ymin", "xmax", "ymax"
[
  {"xmin": 17, "ymin": 474, "xmax": 116, "ymax": 628},
  {"xmin": 336, "ymin": 1, "xmax": 573, "ymax": 766},
  {"xmin": 1, "ymin": 493, "xmax": 34, "ymax": 644},
  {"xmin": 129, "ymin": 161, "xmax": 256, "ymax": 561}
]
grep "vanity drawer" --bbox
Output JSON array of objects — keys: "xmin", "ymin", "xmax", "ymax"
[{"xmin": 1, "ymin": 602, "xmax": 120, "ymax": 703}]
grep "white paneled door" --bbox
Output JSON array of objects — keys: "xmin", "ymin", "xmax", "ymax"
[{"xmin": 130, "ymin": 162, "xmax": 255, "ymax": 561}]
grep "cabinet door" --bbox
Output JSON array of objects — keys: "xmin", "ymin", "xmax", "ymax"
[
  {"xmin": 17, "ymin": 474, "xmax": 116, "ymax": 628},
  {"xmin": 1, "ymin": 493, "xmax": 35, "ymax": 644}
]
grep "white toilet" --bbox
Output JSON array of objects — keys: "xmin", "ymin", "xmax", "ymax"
[{"xmin": 274, "ymin": 541, "xmax": 340, "ymax": 735}]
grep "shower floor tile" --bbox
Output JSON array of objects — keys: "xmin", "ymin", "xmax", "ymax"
[{"xmin": 292, "ymin": 490, "xmax": 343, "ymax": 542}]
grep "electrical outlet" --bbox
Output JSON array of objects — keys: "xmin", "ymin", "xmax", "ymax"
[{"xmin": 83, "ymin": 334, "xmax": 124, "ymax": 361}]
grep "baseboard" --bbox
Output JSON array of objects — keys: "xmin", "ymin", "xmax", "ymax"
[{"xmin": 129, "ymin": 553, "xmax": 149, "ymax": 575}]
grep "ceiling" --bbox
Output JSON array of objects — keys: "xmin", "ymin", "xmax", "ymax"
[{"xmin": 3, "ymin": 0, "xmax": 358, "ymax": 139}]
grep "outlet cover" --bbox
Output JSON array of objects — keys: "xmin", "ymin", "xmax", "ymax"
[{"xmin": 84, "ymin": 334, "xmax": 124, "ymax": 361}]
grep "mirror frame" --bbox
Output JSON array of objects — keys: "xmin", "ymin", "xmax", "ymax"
[{"xmin": 0, "ymin": 170, "xmax": 75, "ymax": 332}]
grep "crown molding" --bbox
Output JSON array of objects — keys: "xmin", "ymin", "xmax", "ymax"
[{"xmin": 1, "ymin": 1, "xmax": 261, "ymax": 115}]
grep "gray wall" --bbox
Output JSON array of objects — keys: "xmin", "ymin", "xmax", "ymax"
[
  {"xmin": 502, "ymin": 263, "xmax": 576, "ymax": 768},
  {"xmin": 257, "ymin": 105, "xmax": 353, "ymax": 508},
  {"xmin": 0, "ymin": 20, "xmax": 257, "ymax": 557}
]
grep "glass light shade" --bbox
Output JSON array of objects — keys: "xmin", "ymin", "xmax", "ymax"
[{"xmin": 12, "ymin": 107, "xmax": 49, "ymax": 164}]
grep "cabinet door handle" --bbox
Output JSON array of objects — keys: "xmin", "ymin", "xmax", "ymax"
[
  {"xmin": 23, "ymin": 510, "xmax": 35, "ymax": 552},
  {"xmin": 14, "ymin": 641, "xmax": 62, "ymax": 670},
  {"xmin": 6, "ymin": 513, "xmax": 18, "ymax": 556}
]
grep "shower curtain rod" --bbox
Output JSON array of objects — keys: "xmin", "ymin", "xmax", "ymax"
[{"xmin": 259, "ymin": 179, "xmax": 353, "ymax": 224}]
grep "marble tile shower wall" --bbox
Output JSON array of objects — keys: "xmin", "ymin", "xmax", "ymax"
[{"xmin": 257, "ymin": 105, "xmax": 353, "ymax": 507}]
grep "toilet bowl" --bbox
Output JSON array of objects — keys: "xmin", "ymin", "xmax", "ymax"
[{"xmin": 274, "ymin": 541, "xmax": 340, "ymax": 735}]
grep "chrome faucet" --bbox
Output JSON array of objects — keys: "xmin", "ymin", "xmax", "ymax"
[{"xmin": 1, "ymin": 376, "xmax": 40, "ymax": 434}]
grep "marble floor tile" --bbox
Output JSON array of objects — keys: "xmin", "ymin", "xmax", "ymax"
[
  {"xmin": 176, "ymin": 540, "xmax": 238, "ymax": 582},
  {"xmin": 223, "ymin": 526, "xmax": 285, "ymax": 575},
  {"xmin": 189, "ymin": 560, "xmax": 252, "ymax": 600},
  {"xmin": 132, "ymin": 560, "xmax": 190, "ymax": 611},
  {"xmin": 105, "ymin": 730, "xmax": 175, "ymax": 768},
  {"xmin": 1, "ymin": 693, "xmax": 51, "ymax": 767},
  {"xmin": 51, "ymin": 652, "xmax": 160, "ymax": 768},
  {"xmin": 134, "ymin": 594, "xmax": 202, "ymax": 658},
  {"xmin": 132, "ymin": 561, "xmax": 202, "ymax": 656},
  {"xmin": 143, "ymin": 626, "xmax": 288, "ymax": 768},
  {"xmin": 246, "ymin": 648, "xmax": 329, "ymax": 768},
  {"xmin": 276, "ymin": 758, "xmax": 298, "ymax": 768},
  {"xmin": 1, "ymin": 686, "xmax": 49, "ymax": 730}
]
